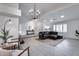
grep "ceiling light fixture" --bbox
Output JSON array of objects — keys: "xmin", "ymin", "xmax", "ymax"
[
  {"xmin": 60, "ymin": 15, "xmax": 64, "ymax": 18},
  {"xmin": 28, "ymin": 3, "xmax": 40, "ymax": 19},
  {"xmin": 50, "ymin": 19, "xmax": 54, "ymax": 22}
]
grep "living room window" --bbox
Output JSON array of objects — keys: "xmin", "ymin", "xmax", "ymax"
[
  {"xmin": 53, "ymin": 24, "xmax": 67, "ymax": 32},
  {"xmin": 53, "ymin": 25, "xmax": 56, "ymax": 31},
  {"xmin": 62, "ymin": 24, "xmax": 67, "ymax": 32}
]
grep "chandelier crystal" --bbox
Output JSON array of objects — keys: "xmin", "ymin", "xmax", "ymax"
[{"xmin": 28, "ymin": 3, "xmax": 40, "ymax": 19}]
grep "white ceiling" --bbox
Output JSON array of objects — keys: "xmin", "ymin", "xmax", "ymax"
[
  {"xmin": 1, "ymin": 3, "xmax": 19, "ymax": 9},
  {"xmin": 19, "ymin": 3, "xmax": 79, "ymax": 23},
  {"xmin": 42, "ymin": 4, "xmax": 79, "ymax": 25},
  {"xmin": 19, "ymin": 3, "xmax": 70, "ymax": 20}
]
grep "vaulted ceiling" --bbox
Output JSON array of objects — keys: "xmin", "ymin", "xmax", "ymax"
[
  {"xmin": 19, "ymin": 3, "xmax": 79, "ymax": 23},
  {"xmin": 19, "ymin": 3, "xmax": 69, "ymax": 22},
  {"xmin": 20, "ymin": 3, "xmax": 69, "ymax": 17}
]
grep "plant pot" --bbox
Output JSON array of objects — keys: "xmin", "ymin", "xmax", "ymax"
[
  {"xmin": 20, "ymin": 39, "xmax": 24, "ymax": 44},
  {"xmin": 4, "ymin": 40, "xmax": 7, "ymax": 43}
]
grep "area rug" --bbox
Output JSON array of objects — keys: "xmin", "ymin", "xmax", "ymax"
[{"xmin": 37, "ymin": 39, "xmax": 64, "ymax": 46}]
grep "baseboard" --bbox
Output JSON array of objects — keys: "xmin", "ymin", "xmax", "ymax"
[{"xmin": 63, "ymin": 37, "xmax": 78, "ymax": 40}]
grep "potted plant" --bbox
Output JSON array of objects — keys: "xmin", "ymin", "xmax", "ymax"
[
  {"xmin": 0, "ymin": 26, "xmax": 13, "ymax": 43},
  {"xmin": 75, "ymin": 30, "xmax": 79, "ymax": 39}
]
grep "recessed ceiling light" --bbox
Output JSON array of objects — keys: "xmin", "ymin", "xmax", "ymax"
[
  {"xmin": 60, "ymin": 15, "xmax": 64, "ymax": 18},
  {"xmin": 50, "ymin": 19, "xmax": 54, "ymax": 22}
]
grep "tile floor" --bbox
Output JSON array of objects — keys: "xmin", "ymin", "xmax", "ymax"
[{"xmin": 20, "ymin": 37, "xmax": 79, "ymax": 56}]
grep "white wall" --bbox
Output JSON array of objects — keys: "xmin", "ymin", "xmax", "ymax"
[
  {"xmin": 1, "ymin": 3, "xmax": 19, "ymax": 9},
  {"xmin": 41, "ymin": 18, "xmax": 79, "ymax": 39},
  {"xmin": 0, "ymin": 3, "xmax": 21, "ymax": 17},
  {"xmin": 19, "ymin": 23, "xmax": 28, "ymax": 35},
  {"xmin": 54, "ymin": 19, "xmax": 79, "ymax": 39},
  {"xmin": 0, "ymin": 3, "xmax": 20, "ymax": 43},
  {"xmin": 0, "ymin": 16, "xmax": 19, "ymax": 38},
  {"xmin": 20, "ymin": 19, "xmax": 43, "ymax": 35}
]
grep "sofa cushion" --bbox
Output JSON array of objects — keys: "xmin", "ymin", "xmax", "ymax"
[
  {"xmin": 50, "ymin": 35, "xmax": 57, "ymax": 37},
  {"xmin": 0, "ymin": 48, "xmax": 11, "ymax": 56}
]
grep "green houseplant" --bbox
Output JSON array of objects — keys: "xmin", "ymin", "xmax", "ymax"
[
  {"xmin": 75, "ymin": 30, "xmax": 79, "ymax": 38},
  {"xmin": 0, "ymin": 26, "xmax": 13, "ymax": 43}
]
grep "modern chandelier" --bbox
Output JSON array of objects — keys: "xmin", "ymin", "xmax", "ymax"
[{"xmin": 28, "ymin": 3, "xmax": 40, "ymax": 19}]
